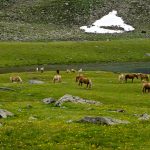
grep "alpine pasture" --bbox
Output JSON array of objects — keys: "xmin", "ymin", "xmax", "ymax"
[{"xmin": 0, "ymin": 39, "xmax": 150, "ymax": 149}]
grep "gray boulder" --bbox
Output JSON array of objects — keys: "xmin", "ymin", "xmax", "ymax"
[
  {"xmin": 77, "ymin": 116, "xmax": 130, "ymax": 125},
  {"xmin": 138, "ymin": 113, "xmax": 150, "ymax": 120},
  {"xmin": 42, "ymin": 98, "xmax": 56, "ymax": 104},
  {"xmin": 0, "ymin": 87, "xmax": 15, "ymax": 91},
  {"xmin": 0, "ymin": 109, "xmax": 14, "ymax": 118},
  {"xmin": 55, "ymin": 94, "xmax": 102, "ymax": 106},
  {"xmin": 29, "ymin": 80, "xmax": 44, "ymax": 84}
]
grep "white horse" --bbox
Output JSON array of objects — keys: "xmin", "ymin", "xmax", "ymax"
[
  {"xmin": 53, "ymin": 75, "xmax": 62, "ymax": 83},
  {"xmin": 118, "ymin": 74, "xmax": 125, "ymax": 83},
  {"xmin": 66, "ymin": 69, "xmax": 71, "ymax": 73},
  {"xmin": 78, "ymin": 68, "xmax": 83, "ymax": 73}
]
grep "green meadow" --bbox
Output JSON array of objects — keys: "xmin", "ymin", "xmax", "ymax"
[
  {"xmin": 0, "ymin": 39, "xmax": 150, "ymax": 149},
  {"xmin": 0, "ymin": 39, "xmax": 150, "ymax": 67},
  {"xmin": 0, "ymin": 71, "xmax": 150, "ymax": 150}
]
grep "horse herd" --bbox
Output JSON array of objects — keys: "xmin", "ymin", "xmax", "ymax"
[
  {"xmin": 9, "ymin": 71, "xmax": 150, "ymax": 93},
  {"xmin": 118, "ymin": 73, "xmax": 150, "ymax": 93}
]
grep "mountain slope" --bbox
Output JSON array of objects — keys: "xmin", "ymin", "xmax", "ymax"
[{"xmin": 0, "ymin": 0, "xmax": 150, "ymax": 41}]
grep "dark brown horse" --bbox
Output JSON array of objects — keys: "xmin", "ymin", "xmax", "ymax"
[
  {"xmin": 138, "ymin": 73, "xmax": 149, "ymax": 81},
  {"xmin": 125, "ymin": 74, "xmax": 138, "ymax": 83},
  {"xmin": 76, "ymin": 75, "xmax": 92, "ymax": 88},
  {"xmin": 142, "ymin": 82, "xmax": 150, "ymax": 93}
]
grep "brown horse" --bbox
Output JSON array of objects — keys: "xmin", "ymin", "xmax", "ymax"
[
  {"xmin": 142, "ymin": 82, "xmax": 150, "ymax": 93},
  {"xmin": 76, "ymin": 74, "xmax": 84, "ymax": 82},
  {"xmin": 138, "ymin": 73, "xmax": 149, "ymax": 81},
  {"xmin": 125, "ymin": 74, "xmax": 138, "ymax": 83},
  {"xmin": 10, "ymin": 76, "xmax": 22, "ymax": 83},
  {"xmin": 76, "ymin": 75, "xmax": 92, "ymax": 88}
]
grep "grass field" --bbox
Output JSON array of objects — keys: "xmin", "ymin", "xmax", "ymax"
[
  {"xmin": 0, "ymin": 71, "xmax": 150, "ymax": 149},
  {"xmin": 0, "ymin": 39, "xmax": 150, "ymax": 67}
]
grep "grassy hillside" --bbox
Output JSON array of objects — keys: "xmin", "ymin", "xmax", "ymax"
[
  {"xmin": 0, "ymin": 0, "xmax": 150, "ymax": 41},
  {"xmin": 0, "ymin": 39, "xmax": 150, "ymax": 67},
  {"xmin": 0, "ymin": 71, "xmax": 150, "ymax": 149}
]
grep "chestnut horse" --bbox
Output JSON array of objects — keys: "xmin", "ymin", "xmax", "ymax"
[
  {"xmin": 76, "ymin": 75, "xmax": 92, "ymax": 88},
  {"xmin": 125, "ymin": 74, "xmax": 138, "ymax": 83},
  {"xmin": 142, "ymin": 82, "xmax": 150, "ymax": 93},
  {"xmin": 10, "ymin": 76, "xmax": 22, "ymax": 83},
  {"xmin": 138, "ymin": 73, "xmax": 149, "ymax": 81}
]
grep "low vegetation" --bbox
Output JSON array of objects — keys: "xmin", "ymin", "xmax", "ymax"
[
  {"xmin": 0, "ymin": 39, "xmax": 150, "ymax": 67},
  {"xmin": 0, "ymin": 71, "xmax": 150, "ymax": 149}
]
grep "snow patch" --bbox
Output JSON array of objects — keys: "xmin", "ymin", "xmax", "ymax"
[{"xmin": 80, "ymin": 10, "xmax": 135, "ymax": 34}]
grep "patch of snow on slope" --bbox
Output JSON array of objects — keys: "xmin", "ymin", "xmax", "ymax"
[{"xmin": 80, "ymin": 10, "xmax": 135, "ymax": 34}]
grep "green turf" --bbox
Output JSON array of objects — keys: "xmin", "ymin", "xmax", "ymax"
[{"xmin": 0, "ymin": 39, "xmax": 150, "ymax": 67}]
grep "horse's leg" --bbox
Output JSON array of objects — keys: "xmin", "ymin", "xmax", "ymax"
[
  {"xmin": 86, "ymin": 83, "xmax": 89, "ymax": 88},
  {"xmin": 132, "ymin": 78, "xmax": 133, "ymax": 83}
]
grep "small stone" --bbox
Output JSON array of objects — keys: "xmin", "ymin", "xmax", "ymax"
[{"xmin": 42, "ymin": 98, "xmax": 56, "ymax": 104}]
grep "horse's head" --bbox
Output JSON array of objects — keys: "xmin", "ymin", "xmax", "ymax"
[
  {"xmin": 76, "ymin": 76, "xmax": 80, "ymax": 82},
  {"xmin": 134, "ymin": 74, "xmax": 138, "ymax": 79}
]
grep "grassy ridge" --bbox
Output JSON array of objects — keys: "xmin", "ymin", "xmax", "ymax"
[
  {"xmin": 0, "ymin": 71, "xmax": 150, "ymax": 149},
  {"xmin": 0, "ymin": 39, "xmax": 150, "ymax": 67}
]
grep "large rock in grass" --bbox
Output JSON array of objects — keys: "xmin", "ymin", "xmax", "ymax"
[
  {"xmin": 0, "ymin": 109, "xmax": 14, "ymax": 118},
  {"xmin": 29, "ymin": 80, "xmax": 44, "ymax": 84},
  {"xmin": 55, "ymin": 94, "xmax": 102, "ymax": 107},
  {"xmin": 42, "ymin": 98, "xmax": 56, "ymax": 104},
  {"xmin": 138, "ymin": 113, "xmax": 150, "ymax": 120},
  {"xmin": 77, "ymin": 116, "xmax": 130, "ymax": 125}
]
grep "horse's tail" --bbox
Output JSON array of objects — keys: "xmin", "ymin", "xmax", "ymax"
[
  {"xmin": 10, "ymin": 76, "xmax": 13, "ymax": 82},
  {"xmin": 147, "ymin": 74, "xmax": 150, "ymax": 81},
  {"xmin": 89, "ymin": 79, "xmax": 92, "ymax": 88},
  {"xmin": 17, "ymin": 76, "xmax": 23, "ymax": 83}
]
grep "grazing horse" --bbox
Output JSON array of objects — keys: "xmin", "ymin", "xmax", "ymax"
[
  {"xmin": 71, "ymin": 69, "xmax": 76, "ymax": 73},
  {"xmin": 66, "ymin": 69, "xmax": 71, "ymax": 73},
  {"xmin": 125, "ymin": 74, "xmax": 138, "ymax": 83},
  {"xmin": 142, "ymin": 82, "xmax": 150, "ymax": 93},
  {"xmin": 53, "ymin": 75, "xmax": 62, "ymax": 83},
  {"xmin": 138, "ymin": 73, "xmax": 149, "ymax": 81},
  {"xmin": 118, "ymin": 74, "xmax": 125, "ymax": 83},
  {"xmin": 76, "ymin": 76, "xmax": 92, "ymax": 88},
  {"xmin": 10, "ymin": 76, "xmax": 22, "ymax": 83},
  {"xmin": 76, "ymin": 74, "xmax": 84, "ymax": 82}
]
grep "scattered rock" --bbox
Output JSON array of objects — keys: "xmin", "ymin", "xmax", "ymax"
[
  {"xmin": 29, "ymin": 116, "xmax": 38, "ymax": 120},
  {"xmin": 77, "ymin": 116, "xmax": 130, "ymax": 125},
  {"xmin": 145, "ymin": 53, "xmax": 150, "ymax": 57},
  {"xmin": 29, "ymin": 80, "xmax": 44, "ymax": 84},
  {"xmin": 0, "ymin": 109, "xmax": 14, "ymax": 118},
  {"xmin": 55, "ymin": 94, "xmax": 102, "ymax": 107},
  {"xmin": 42, "ymin": 98, "xmax": 56, "ymax": 104},
  {"xmin": 26, "ymin": 104, "xmax": 33, "ymax": 109},
  {"xmin": 138, "ymin": 113, "xmax": 150, "ymax": 120},
  {"xmin": 108, "ymin": 109, "xmax": 125, "ymax": 113},
  {"xmin": 0, "ymin": 87, "xmax": 15, "ymax": 91},
  {"xmin": 141, "ymin": 30, "xmax": 146, "ymax": 33},
  {"xmin": 66, "ymin": 120, "xmax": 73, "ymax": 123}
]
